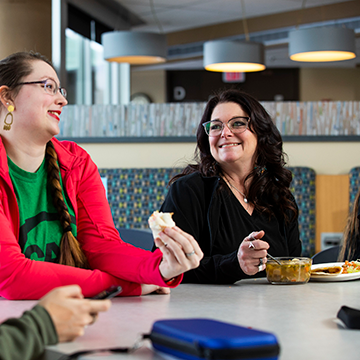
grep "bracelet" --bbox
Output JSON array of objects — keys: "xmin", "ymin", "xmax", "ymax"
[{"xmin": 165, "ymin": 277, "xmax": 176, "ymax": 285}]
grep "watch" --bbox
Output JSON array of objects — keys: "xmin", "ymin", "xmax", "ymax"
[{"xmin": 130, "ymin": 92, "xmax": 152, "ymax": 104}]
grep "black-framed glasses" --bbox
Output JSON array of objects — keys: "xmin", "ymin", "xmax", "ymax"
[
  {"xmin": 202, "ymin": 116, "xmax": 250, "ymax": 137},
  {"xmin": 15, "ymin": 79, "xmax": 67, "ymax": 98}
]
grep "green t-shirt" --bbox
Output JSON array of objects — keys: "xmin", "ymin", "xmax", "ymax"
[{"xmin": 8, "ymin": 157, "xmax": 76, "ymax": 263}]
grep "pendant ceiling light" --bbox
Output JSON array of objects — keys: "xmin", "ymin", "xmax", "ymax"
[
  {"xmin": 289, "ymin": 27, "xmax": 356, "ymax": 62},
  {"xmin": 102, "ymin": 31, "xmax": 166, "ymax": 64},
  {"xmin": 203, "ymin": 0, "xmax": 265, "ymax": 73},
  {"xmin": 203, "ymin": 40, "xmax": 265, "ymax": 72},
  {"xmin": 102, "ymin": 0, "xmax": 166, "ymax": 65}
]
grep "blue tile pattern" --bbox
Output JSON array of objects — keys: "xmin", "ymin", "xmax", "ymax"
[
  {"xmin": 99, "ymin": 166, "xmax": 316, "ymax": 257},
  {"xmin": 98, "ymin": 168, "xmax": 182, "ymax": 230},
  {"xmin": 349, "ymin": 167, "xmax": 360, "ymax": 211},
  {"xmin": 288, "ymin": 167, "xmax": 316, "ymax": 257}
]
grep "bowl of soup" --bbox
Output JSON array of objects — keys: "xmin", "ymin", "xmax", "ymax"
[{"xmin": 266, "ymin": 257, "xmax": 312, "ymax": 284}]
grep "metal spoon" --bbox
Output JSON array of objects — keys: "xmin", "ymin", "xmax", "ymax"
[{"xmin": 267, "ymin": 253, "xmax": 281, "ymax": 265}]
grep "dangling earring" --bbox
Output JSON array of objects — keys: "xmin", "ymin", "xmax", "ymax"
[{"xmin": 3, "ymin": 104, "xmax": 14, "ymax": 131}]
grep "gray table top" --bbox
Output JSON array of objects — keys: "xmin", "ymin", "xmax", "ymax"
[{"xmin": 1, "ymin": 278, "xmax": 360, "ymax": 360}]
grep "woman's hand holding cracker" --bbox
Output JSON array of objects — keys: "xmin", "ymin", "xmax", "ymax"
[{"xmin": 155, "ymin": 226, "xmax": 203, "ymax": 281}]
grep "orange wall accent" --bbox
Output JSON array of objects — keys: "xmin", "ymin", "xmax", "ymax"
[{"xmin": 315, "ymin": 175, "xmax": 349, "ymax": 253}]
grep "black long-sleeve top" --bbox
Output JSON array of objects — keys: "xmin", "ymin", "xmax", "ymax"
[{"xmin": 160, "ymin": 172, "xmax": 302, "ymax": 284}]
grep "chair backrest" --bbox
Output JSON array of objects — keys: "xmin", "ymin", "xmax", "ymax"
[
  {"xmin": 99, "ymin": 168, "xmax": 182, "ymax": 230},
  {"xmin": 311, "ymin": 245, "xmax": 340, "ymax": 264},
  {"xmin": 288, "ymin": 166, "xmax": 316, "ymax": 257},
  {"xmin": 349, "ymin": 166, "xmax": 360, "ymax": 210},
  {"xmin": 118, "ymin": 227, "xmax": 154, "ymax": 251}
]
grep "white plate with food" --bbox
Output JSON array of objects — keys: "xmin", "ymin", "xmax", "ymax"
[{"xmin": 310, "ymin": 261, "xmax": 360, "ymax": 282}]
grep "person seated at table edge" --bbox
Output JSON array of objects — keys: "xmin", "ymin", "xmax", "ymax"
[
  {"xmin": 0, "ymin": 51, "xmax": 203, "ymax": 300},
  {"xmin": 0, "ymin": 285, "xmax": 110, "ymax": 360},
  {"xmin": 156, "ymin": 89, "xmax": 301, "ymax": 284},
  {"xmin": 339, "ymin": 187, "xmax": 360, "ymax": 261}
]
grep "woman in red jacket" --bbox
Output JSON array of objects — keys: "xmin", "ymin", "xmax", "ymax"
[{"xmin": 0, "ymin": 51, "xmax": 202, "ymax": 300}]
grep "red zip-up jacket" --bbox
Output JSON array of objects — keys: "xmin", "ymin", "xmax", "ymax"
[{"xmin": 0, "ymin": 137, "xmax": 181, "ymax": 300}]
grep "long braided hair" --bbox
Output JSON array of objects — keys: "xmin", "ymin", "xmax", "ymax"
[{"xmin": 45, "ymin": 141, "xmax": 88, "ymax": 268}]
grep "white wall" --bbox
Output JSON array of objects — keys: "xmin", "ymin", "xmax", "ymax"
[
  {"xmin": 131, "ymin": 70, "xmax": 166, "ymax": 103},
  {"xmin": 81, "ymin": 142, "xmax": 196, "ymax": 169},
  {"xmin": 79, "ymin": 141, "xmax": 360, "ymax": 175},
  {"xmin": 0, "ymin": 0, "xmax": 51, "ymax": 60},
  {"xmin": 284, "ymin": 142, "xmax": 360, "ymax": 175},
  {"xmin": 299, "ymin": 68, "xmax": 360, "ymax": 101}
]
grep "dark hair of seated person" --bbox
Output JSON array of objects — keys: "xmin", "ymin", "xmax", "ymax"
[{"xmin": 339, "ymin": 188, "xmax": 360, "ymax": 261}]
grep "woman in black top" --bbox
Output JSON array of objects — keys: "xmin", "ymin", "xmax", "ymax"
[{"xmin": 160, "ymin": 89, "xmax": 301, "ymax": 284}]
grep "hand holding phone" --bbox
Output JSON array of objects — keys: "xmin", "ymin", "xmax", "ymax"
[{"xmin": 91, "ymin": 285, "xmax": 122, "ymax": 300}]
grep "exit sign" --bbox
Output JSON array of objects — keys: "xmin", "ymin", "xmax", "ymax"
[{"xmin": 222, "ymin": 72, "xmax": 246, "ymax": 83}]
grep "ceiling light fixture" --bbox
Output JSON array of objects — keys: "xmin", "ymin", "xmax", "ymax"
[
  {"xmin": 102, "ymin": 31, "xmax": 166, "ymax": 64},
  {"xmin": 203, "ymin": 40, "xmax": 265, "ymax": 72},
  {"xmin": 102, "ymin": 0, "xmax": 167, "ymax": 65},
  {"xmin": 288, "ymin": 0, "xmax": 356, "ymax": 63},
  {"xmin": 203, "ymin": 0, "xmax": 265, "ymax": 73},
  {"xmin": 289, "ymin": 27, "xmax": 356, "ymax": 62}
]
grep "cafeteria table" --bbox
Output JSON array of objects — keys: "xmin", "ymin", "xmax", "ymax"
[{"xmin": 1, "ymin": 278, "xmax": 360, "ymax": 359}]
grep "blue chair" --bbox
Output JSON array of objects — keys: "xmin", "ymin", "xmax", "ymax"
[
  {"xmin": 98, "ymin": 168, "xmax": 182, "ymax": 230},
  {"xmin": 288, "ymin": 166, "xmax": 316, "ymax": 257},
  {"xmin": 349, "ymin": 166, "xmax": 360, "ymax": 210},
  {"xmin": 311, "ymin": 245, "xmax": 340, "ymax": 264},
  {"xmin": 118, "ymin": 228, "xmax": 154, "ymax": 251}
]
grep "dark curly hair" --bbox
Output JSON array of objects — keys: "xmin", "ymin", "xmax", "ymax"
[{"xmin": 171, "ymin": 89, "xmax": 297, "ymax": 222}]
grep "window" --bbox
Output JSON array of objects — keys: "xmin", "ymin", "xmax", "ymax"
[{"xmin": 65, "ymin": 28, "xmax": 110, "ymax": 104}]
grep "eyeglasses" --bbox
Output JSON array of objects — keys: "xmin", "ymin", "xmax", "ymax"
[
  {"xmin": 16, "ymin": 79, "xmax": 67, "ymax": 98},
  {"xmin": 202, "ymin": 117, "xmax": 250, "ymax": 137}
]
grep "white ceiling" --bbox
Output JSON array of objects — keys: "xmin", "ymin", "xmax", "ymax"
[{"xmin": 114, "ymin": 0, "xmax": 353, "ymax": 33}]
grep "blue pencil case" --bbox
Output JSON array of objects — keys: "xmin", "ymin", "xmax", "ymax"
[{"xmin": 149, "ymin": 318, "xmax": 280, "ymax": 360}]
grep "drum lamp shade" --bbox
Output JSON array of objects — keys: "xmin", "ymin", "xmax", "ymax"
[
  {"xmin": 289, "ymin": 27, "xmax": 356, "ymax": 62},
  {"xmin": 102, "ymin": 31, "xmax": 167, "ymax": 64},
  {"xmin": 203, "ymin": 40, "xmax": 265, "ymax": 72}
]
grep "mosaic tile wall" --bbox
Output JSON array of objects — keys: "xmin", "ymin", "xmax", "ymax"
[
  {"xmin": 59, "ymin": 101, "xmax": 360, "ymax": 137},
  {"xmin": 99, "ymin": 166, "xmax": 316, "ymax": 257}
]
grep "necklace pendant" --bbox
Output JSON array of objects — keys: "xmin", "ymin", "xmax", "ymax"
[{"xmin": 244, "ymin": 197, "xmax": 248, "ymax": 203}]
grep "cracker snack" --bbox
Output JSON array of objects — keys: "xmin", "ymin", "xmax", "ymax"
[{"xmin": 148, "ymin": 211, "xmax": 176, "ymax": 240}]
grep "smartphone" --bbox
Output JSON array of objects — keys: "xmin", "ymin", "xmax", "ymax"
[
  {"xmin": 337, "ymin": 305, "xmax": 360, "ymax": 329},
  {"xmin": 91, "ymin": 285, "xmax": 122, "ymax": 300}
]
